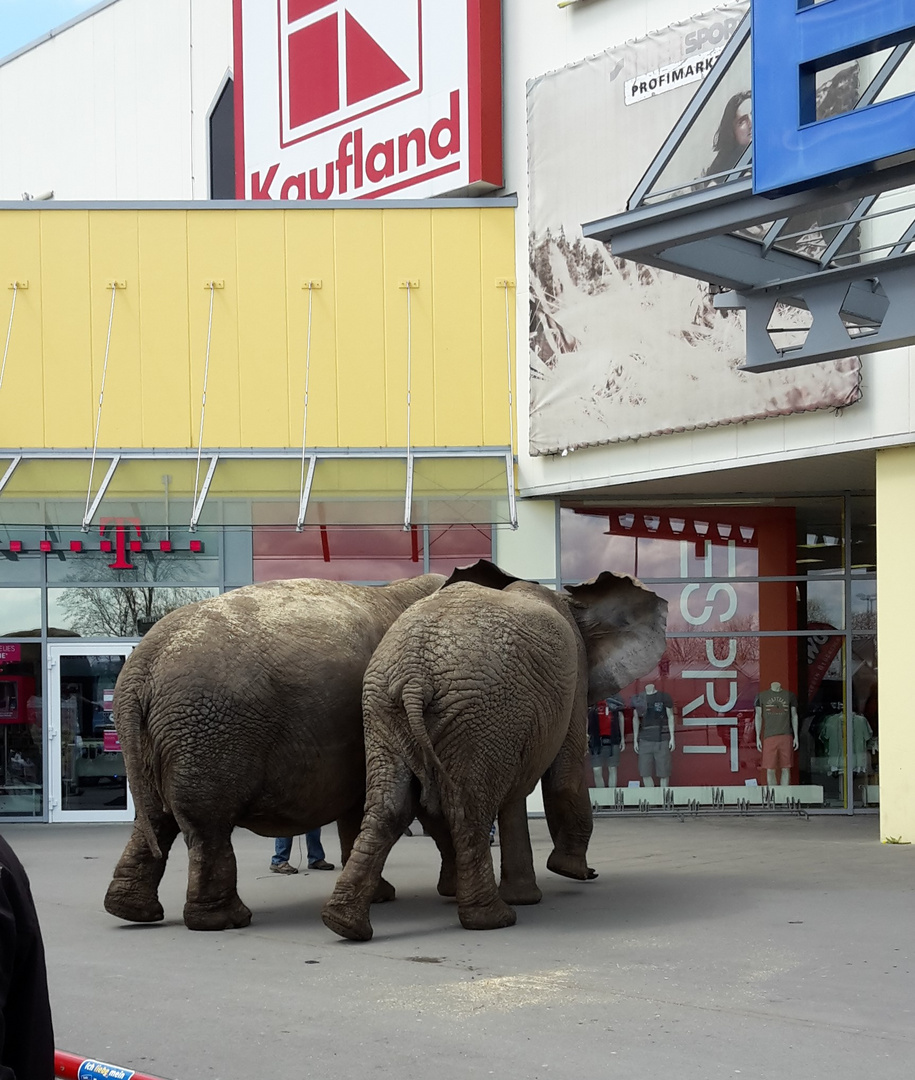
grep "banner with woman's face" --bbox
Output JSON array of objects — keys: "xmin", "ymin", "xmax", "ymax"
[{"xmin": 527, "ymin": 1, "xmax": 862, "ymax": 455}]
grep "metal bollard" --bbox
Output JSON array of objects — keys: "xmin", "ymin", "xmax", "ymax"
[{"xmin": 55, "ymin": 1050, "xmax": 172, "ymax": 1080}]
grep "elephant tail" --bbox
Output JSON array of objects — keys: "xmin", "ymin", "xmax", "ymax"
[
  {"xmin": 400, "ymin": 680, "xmax": 460, "ymax": 823},
  {"xmin": 113, "ymin": 676, "xmax": 163, "ymax": 860}
]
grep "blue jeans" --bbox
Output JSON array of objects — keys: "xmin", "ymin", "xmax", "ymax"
[{"xmin": 272, "ymin": 829, "xmax": 325, "ymax": 867}]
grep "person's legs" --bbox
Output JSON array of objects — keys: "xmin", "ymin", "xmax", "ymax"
[
  {"xmin": 270, "ymin": 836, "xmax": 297, "ymax": 873},
  {"xmin": 306, "ymin": 828, "xmax": 335, "ymax": 870},
  {"xmin": 272, "ymin": 837, "xmax": 292, "ymax": 865}
]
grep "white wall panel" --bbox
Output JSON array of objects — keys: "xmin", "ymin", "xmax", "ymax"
[{"xmin": 0, "ymin": 0, "xmax": 230, "ymax": 201}]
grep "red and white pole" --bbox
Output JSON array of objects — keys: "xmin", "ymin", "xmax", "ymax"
[{"xmin": 55, "ymin": 1050, "xmax": 171, "ymax": 1080}]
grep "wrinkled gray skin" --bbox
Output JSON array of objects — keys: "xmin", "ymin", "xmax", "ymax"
[
  {"xmin": 104, "ymin": 574, "xmax": 445, "ymax": 931},
  {"xmin": 322, "ymin": 562, "xmax": 668, "ymax": 939}
]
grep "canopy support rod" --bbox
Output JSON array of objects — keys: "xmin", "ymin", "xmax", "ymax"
[
  {"xmin": 502, "ymin": 280, "xmax": 518, "ymax": 529},
  {"xmin": 190, "ymin": 454, "xmax": 219, "ymax": 532},
  {"xmin": 193, "ymin": 281, "xmax": 218, "ymax": 522},
  {"xmin": 402, "ymin": 280, "xmax": 416, "ymax": 531},
  {"xmin": 1, "ymin": 282, "xmax": 22, "ymax": 396},
  {"xmin": 84, "ymin": 282, "xmax": 122, "ymax": 531},
  {"xmin": 0, "ymin": 454, "xmax": 22, "ymax": 496},
  {"xmin": 296, "ymin": 455, "xmax": 317, "ymax": 532},
  {"xmin": 82, "ymin": 455, "xmax": 121, "ymax": 532},
  {"xmin": 296, "ymin": 282, "xmax": 317, "ymax": 532}
]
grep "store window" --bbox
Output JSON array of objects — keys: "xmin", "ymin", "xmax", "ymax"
[
  {"xmin": 563, "ymin": 500, "xmax": 877, "ymax": 812},
  {"xmin": 0, "ymin": 641, "xmax": 43, "ymax": 818},
  {"xmin": 253, "ymin": 524, "xmax": 492, "ymax": 583},
  {"xmin": 0, "ymin": 589, "xmax": 41, "ymax": 636},
  {"xmin": 47, "ymin": 587, "xmax": 220, "ymax": 637}
]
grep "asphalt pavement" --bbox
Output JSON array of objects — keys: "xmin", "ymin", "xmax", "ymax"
[{"xmin": 4, "ymin": 812, "xmax": 913, "ymax": 1080}]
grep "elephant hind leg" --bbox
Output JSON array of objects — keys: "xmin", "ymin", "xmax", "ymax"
[
  {"xmin": 104, "ymin": 807, "xmax": 180, "ymax": 924},
  {"xmin": 444, "ymin": 805, "xmax": 516, "ymax": 932},
  {"xmin": 336, "ymin": 804, "xmax": 397, "ymax": 903},
  {"xmin": 323, "ymin": 760, "xmax": 414, "ymax": 942},
  {"xmin": 496, "ymin": 795, "xmax": 542, "ymax": 907},
  {"xmin": 181, "ymin": 821, "xmax": 252, "ymax": 931},
  {"xmin": 415, "ymin": 808, "xmax": 457, "ymax": 897}
]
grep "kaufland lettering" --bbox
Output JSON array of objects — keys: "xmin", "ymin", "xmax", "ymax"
[
  {"xmin": 235, "ymin": 0, "xmax": 502, "ymax": 200},
  {"xmin": 250, "ymin": 89, "xmax": 461, "ymax": 199}
]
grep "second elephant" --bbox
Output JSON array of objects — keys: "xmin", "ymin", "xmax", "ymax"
[{"xmin": 322, "ymin": 563, "xmax": 667, "ymax": 940}]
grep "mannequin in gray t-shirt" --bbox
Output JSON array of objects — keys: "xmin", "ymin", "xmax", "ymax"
[{"xmin": 631, "ymin": 683, "xmax": 676, "ymax": 787}]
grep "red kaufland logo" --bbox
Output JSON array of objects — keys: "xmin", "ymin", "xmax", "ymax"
[
  {"xmin": 279, "ymin": 0, "xmax": 423, "ymax": 146},
  {"xmin": 236, "ymin": 1, "xmax": 502, "ymax": 200}
]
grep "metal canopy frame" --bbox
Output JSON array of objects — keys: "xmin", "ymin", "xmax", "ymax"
[
  {"xmin": 0, "ymin": 447, "xmax": 518, "ymax": 531},
  {"xmin": 582, "ymin": 11, "xmax": 915, "ymax": 371}
]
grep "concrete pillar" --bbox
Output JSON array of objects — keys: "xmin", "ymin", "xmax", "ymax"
[{"xmin": 876, "ymin": 446, "xmax": 915, "ymax": 842}]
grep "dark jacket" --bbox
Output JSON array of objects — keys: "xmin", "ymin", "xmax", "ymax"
[{"xmin": 0, "ymin": 833, "xmax": 54, "ymax": 1080}]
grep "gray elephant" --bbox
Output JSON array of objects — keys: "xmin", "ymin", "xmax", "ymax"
[
  {"xmin": 104, "ymin": 573, "xmax": 445, "ymax": 931},
  {"xmin": 322, "ymin": 562, "xmax": 667, "ymax": 940}
]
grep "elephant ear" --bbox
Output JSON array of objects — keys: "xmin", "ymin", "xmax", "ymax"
[
  {"xmin": 565, "ymin": 572, "xmax": 668, "ymax": 703},
  {"xmin": 443, "ymin": 559, "xmax": 525, "ymax": 591}
]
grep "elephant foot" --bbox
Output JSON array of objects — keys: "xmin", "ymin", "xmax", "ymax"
[
  {"xmin": 322, "ymin": 900, "xmax": 373, "ymax": 942},
  {"xmin": 499, "ymin": 880, "xmax": 542, "ymax": 906},
  {"xmin": 103, "ymin": 880, "xmax": 164, "ymax": 924},
  {"xmin": 183, "ymin": 896, "xmax": 252, "ymax": 931},
  {"xmin": 458, "ymin": 897, "xmax": 517, "ymax": 931},
  {"xmin": 437, "ymin": 867, "xmax": 457, "ymax": 897},
  {"xmin": 371, "ymin": 876, "xmax": 396, "ymax": 904},
  {"xmin": 546, "ymin": 850, "xmax": 598, "ymax": 881}
]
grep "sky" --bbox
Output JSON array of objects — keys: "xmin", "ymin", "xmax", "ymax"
[{"xmin": 0, "ymin": 0, "xmax": 103, "ymax": 59}]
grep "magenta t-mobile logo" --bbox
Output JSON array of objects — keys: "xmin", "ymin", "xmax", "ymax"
[
  {"xmin": 279, "ymin": 0, "xmax": 423, "ymax": 145},
  {"xmin": 99, "ymin": 517, "xmax": 142, "ymax": 570}
]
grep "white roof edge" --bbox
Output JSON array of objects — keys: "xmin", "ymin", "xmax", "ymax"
[
  {"xmin": 0, "ymin": 0, "xmax": 122, "ymax": 69},
  {"xmin": 0, "ymin": 196, "xmax": 519, "ymax": 210}
]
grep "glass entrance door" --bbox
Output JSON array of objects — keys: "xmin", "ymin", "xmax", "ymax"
[{"xmin": 47, "ymin": 643, "xmax": 134, "ymax": 822}]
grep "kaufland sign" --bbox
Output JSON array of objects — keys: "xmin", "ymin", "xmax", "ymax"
[{"xmin": 234, "ymin": 1, "xmax": 503, "ymax": 200}]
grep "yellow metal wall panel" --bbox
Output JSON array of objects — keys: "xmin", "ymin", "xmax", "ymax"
[
  {"xmin": 0, "ymin": 212, "xmax": 44, "ymax": 447},
  {"xmin": 382, "ymin": 209, "xmax": 433, "ymax": 447},
  {"xmin": 283, "ymin": 211, "xmax": 338, "ymax": 447},
  {"xmin": 136, "ymin": 212, "xmax": 193, "ymax": 447},
  {"xmin": 333, "ymin": 210, "xmax": 387, "ymax": 446},
  {"xmin": 185, "ymin": 211, "xmax": 240, "ymax": 447},
  {"xmin": 87, "ymin": 212, "xmax": 142, "ymax": 449},
  {"xmin": 39, "ymin": 212, "xmax": 94, "ymax": 447},
  {"xmin": 0, "ymin": 206, "xmax": 515, "ymax": 453},
  {"xmin": 481, "ymin": 209, "xmax": 516, "ymax": 447},
  {"xmin": 431, "ymin": 209, "xmax": 484, "ymax": 446},
  {"xmin": 236, "ymin": 211, "xmax": 290, "ymax": 446},
  {"xmin": 877, "ymin": 447, "xmax": 915, "ymax": 842}
]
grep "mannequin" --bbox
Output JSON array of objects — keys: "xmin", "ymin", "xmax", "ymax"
[
  {"xmin": 587, "ymin": 696, "xmax": 625, "ymax": 789},
  {"xmin": 755, "ymin": 680, "xmax": 798, "ymax": 786},
  {"xmin": 819, "ymin": 708, "xmax": 875, "ymax": 775},
  {"xmin": 631, "ymin": 682, "xmax": 675, "ymax": 788}
]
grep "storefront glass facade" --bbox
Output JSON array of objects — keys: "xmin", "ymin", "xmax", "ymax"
[
  {"xmin": 561, "ymin": 496, "xmax": 877, "ymax": 813},
  {"xmin": 0, "ymin": 515, "xmax": 493, "ymax": 822}
]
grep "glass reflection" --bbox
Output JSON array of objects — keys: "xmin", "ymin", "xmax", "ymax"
[
  {"xmin": 562, "ymin": 501, "xmax": 845, "ymax": 581},
  {"xmin": 48, "ymin": 587, "xmax": 218, "ymax": 637},
  {"xmin": 0, "ymin": 589, "xmax": 41, "ymax": 636}
]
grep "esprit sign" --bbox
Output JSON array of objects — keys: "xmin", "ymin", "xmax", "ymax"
[{"xmin": 234, "ymin": 0, "xmax": 503, "ymax": 200}]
